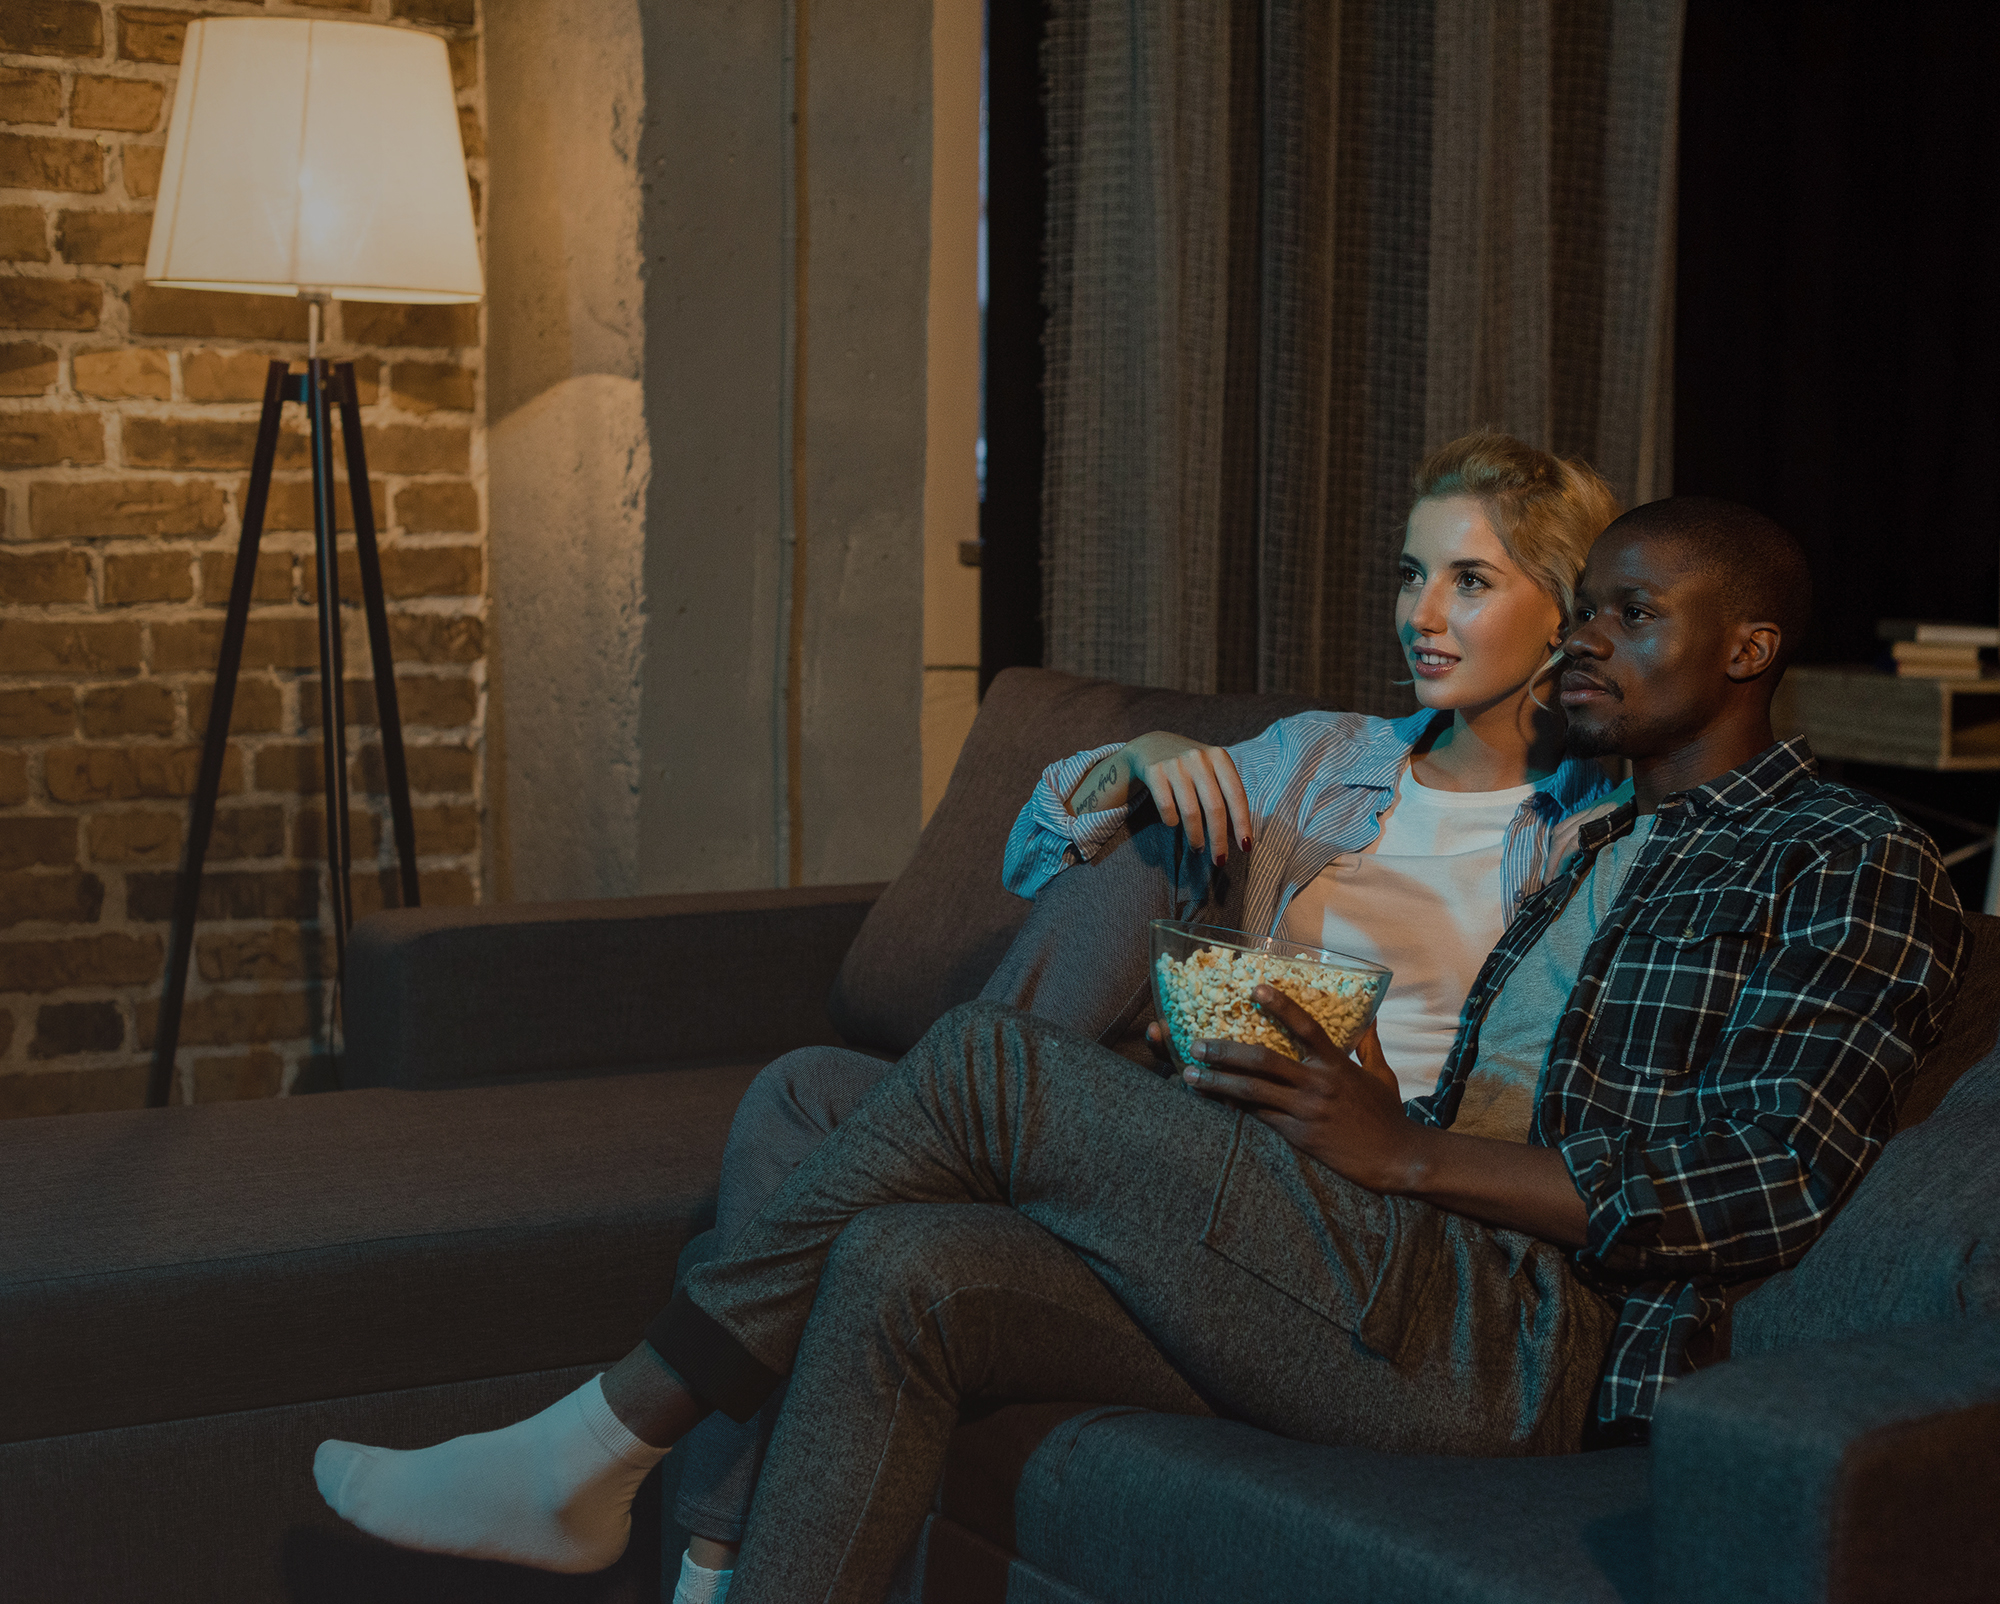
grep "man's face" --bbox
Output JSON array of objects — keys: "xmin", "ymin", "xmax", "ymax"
[{"xmin": 1559, "ymin": 529, "xmax": 1737, "ymax": 759}]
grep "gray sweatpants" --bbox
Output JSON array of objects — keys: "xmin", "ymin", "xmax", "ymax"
[
  {"xmin": 662, "ymin": 1004, "xmax": 1615, "ymax": 1604},
  {"xmin": 669, "ymin": 816, "xmax": 1235, "ymax": 1542}
]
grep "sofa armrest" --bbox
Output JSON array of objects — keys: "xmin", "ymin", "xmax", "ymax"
[
  {"xmin": 342, "ymin": 883, "xmax": 887, "ymax": 1089},
  {"xmin": 1650, "ymin": 1317, "xmax": 2000, "ymax": 1604}
]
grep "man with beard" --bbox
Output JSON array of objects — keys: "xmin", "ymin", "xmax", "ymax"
[{"xmin": 315, "ymin": 498, "xmax": 1964, "ymax": 1601}]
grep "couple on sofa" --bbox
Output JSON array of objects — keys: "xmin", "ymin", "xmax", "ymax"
[{"xmin": 314, "ymin": 434, "xmax": 1965, "ymax": 1604}]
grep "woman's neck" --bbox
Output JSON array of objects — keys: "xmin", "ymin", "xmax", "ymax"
[{"xmin": 1410, "ymin": 686, "xmax": 1566, "ymax": 793}]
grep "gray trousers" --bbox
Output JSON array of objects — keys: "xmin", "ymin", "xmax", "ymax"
[
  {"xmin": 670, "ymin": 818, "xmax": 1235, "ymax": 1542},
  {"xmin": 666, "ymin": 1004, "xmax": 1615, "ymax": 1604}
]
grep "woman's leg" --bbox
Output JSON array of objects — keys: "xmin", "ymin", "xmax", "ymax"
[
  {"xmin": 672, "ymin": 1046, "xmax": 896, "ymax": 1552},
  {"xmin": 725, "ymin": 1204, "xmax": 1211, "ymax": 1604}
]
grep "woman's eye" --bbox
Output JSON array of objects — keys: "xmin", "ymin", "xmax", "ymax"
[
  {"xmin": 1456, "ymin": 572, "xmax": 1488, "ymax": 591},
  {"xmin": 1397, "ymin": 566, "xmax": 1421, "ymax": 587}
]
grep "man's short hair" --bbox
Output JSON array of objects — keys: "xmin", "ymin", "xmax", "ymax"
[{"xmin": 1608, "ymin": 496, "xmax": 1813, "ymax": 669}]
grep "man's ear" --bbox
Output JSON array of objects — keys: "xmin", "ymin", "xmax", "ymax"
[{"xmin": 1725, "ymin": 621, "xmax": 1782, "ymax": 682}]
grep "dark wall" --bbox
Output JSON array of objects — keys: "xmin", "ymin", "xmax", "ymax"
[{"xmin": 1674, "ymin": 0, "xmax": 2000, "ymax": 665}]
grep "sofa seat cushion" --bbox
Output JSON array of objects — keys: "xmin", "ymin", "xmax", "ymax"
[
  {"xmin": 830, "ymin": 668, "xmax": 1328, "ymax": 1055},
  {"xmin": 938, "ymin": 1403, "xmax": 1652, "ymax": 1604},
  {"xmin": 1, "ymin": 1065, "xmax": 758, "ymax": 1443}
]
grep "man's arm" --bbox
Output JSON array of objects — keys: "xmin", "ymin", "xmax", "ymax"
[{"xmin": 1181, "ymin": 988, "xmax": 1592, "ymax": 1245}]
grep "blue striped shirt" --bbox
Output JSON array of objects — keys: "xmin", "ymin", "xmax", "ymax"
[{"xmin": 1002, "ymin": 710, "xmax": 1614, "ymax": 943}]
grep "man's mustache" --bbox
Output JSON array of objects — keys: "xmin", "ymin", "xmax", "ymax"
[{"xmin": 1560, "ymin": 665, "xmax": 1621, "ymax": 699}]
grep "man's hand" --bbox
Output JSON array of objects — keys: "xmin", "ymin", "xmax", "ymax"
[
  {"xmin": 1175, "ymin": 987, "xmax": 1593, "ymax": 1247},
  {"xmin": 1065, "ymin": 731, "xmax": 1252, "ymax": 860}
]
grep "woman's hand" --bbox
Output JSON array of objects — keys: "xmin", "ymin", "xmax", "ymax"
[
  {"xmin": 1178, "ymin": 986, "xmax": 1419, "ymax": 1192},
  {"xmin": 1066, "ymin": 730, "xmax": 1253, "ymax": 860}
]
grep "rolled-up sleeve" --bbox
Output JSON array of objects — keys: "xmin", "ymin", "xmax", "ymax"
[
  {"xmin": 1000, "ymin": 742, "xmax": 1128, "ymax": 898},
  {"xmin": 1559, "ymin": 830, "xmax": 1964, "ymax": 1283}
]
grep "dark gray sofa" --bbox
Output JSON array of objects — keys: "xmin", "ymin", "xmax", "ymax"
[{"xmin": 4, "ymin": 667, "xmax": 1996, "ymax": 1603}]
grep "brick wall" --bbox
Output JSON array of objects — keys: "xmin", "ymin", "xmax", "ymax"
[{"xmin": 0, "ymin": 0, "xmax": 486, "ymax": 1115}]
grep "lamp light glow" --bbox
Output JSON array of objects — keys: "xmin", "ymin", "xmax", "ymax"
[{"xmin": 144, "ymin": 17, "xmax": 482, "ymax": 305}]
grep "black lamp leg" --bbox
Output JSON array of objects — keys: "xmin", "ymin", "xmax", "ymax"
[
  {"xmin": 335, "ymin": 362, "xmax": 420, "ymax": 910},
  {"xmin": 307, "ymin": 359, "xmax": 355, "ymax": 976},
  {"xmin": 149, "ymin": 361, "xmax": 294, "ymax": 1108}
]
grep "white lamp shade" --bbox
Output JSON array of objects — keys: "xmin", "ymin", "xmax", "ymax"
[{"xmin": 145, "ymin": 18, "xmax": 482, "ymax": 304}]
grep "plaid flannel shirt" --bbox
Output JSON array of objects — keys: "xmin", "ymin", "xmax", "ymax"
[{"xmin": 1409, "ymin": 736, "xmax": 1966, "ymax": 1427}]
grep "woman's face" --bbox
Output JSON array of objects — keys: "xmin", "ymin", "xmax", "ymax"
[{"xmin": 1395, "ymin": 495, "xmax": 1564, "ymax": 715}]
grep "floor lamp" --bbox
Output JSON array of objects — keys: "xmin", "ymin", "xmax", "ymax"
[{"xmin": 142, "ymin": 18, "xmax": 483, "ymax": 1107}]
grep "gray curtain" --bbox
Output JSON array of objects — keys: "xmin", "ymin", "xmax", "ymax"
[{"xmin": 1042, "ymin": 0, "xmax": 1684, "ymax": 713}]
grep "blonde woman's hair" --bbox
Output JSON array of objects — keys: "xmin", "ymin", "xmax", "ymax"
[{"xmin": 1410, "ymin": 432, "xmax": 1621, "ymax": 631}]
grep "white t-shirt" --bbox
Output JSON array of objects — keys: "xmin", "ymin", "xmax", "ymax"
[{"xmin": 1279, "ymin": 761, "xmax": 1540, "ymax": 1101}]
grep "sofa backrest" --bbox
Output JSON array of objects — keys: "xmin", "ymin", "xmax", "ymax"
[
  {"xmin": 827, "ymin": 667, "xmax": 1326, "ymax": 1055},
  {"xmin": 1732, "ymin": 911, "xmax": 2000, "ymax": 1357}
]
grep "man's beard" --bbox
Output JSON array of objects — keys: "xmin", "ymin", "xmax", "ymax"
[{"xmin": 1565, "ymin": 716, "xmax": 1629, "ymax": 759}]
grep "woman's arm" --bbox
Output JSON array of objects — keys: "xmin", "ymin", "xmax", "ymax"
[{"xmin": 1066, "ymin": 731, "xmax": 1254, "ymax": 857}]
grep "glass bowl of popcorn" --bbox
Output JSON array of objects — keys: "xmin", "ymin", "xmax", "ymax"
[{"xmin": 1149, "ymin": 920, "xmax": 1391, "ymax": 1072}]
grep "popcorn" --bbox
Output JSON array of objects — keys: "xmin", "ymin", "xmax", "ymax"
[{"xmin": 1153, "ymin": 944, "xmax": 1381, "ymax": 1065}]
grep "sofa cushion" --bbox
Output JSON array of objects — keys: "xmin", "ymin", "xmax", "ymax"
[
  {"xmin": 935, "ymin": 1403, "xmax": 1652, "ymax": 1604},
  {"xmin": 829, "ymin": 667, "xmax": 1326, "ymax": 1055},
  {"xmin": 0, "ymin": 1065, "xmax": 757, "ymax": 1442},
  {"xmin": 1731, "ymin": 912, "xmax": 2000, "ymax": 1357}
]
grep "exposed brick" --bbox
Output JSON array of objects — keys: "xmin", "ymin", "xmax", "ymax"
[
  {"xmin": 0, "ymin": 618, "xmax": 141, "ymax": 675},
  {"xmin": 70, "ymin": 74, "xmax": 165, "ymax": 133},
  {"xmin": 422, "ymin": 867, "xmax": 476, "ymax": 905},
  {"xmin": 182, "ymin": 349, "xmax": 287, "ymax": 403},
  {"xmin": 31, "ymin": 479, "xmax": 226, "ymax": 540},
  {"xmin": 0, "ymin": 686, "xmax": 74, "ymax": 739},
  {"xmin": 0, "ymin": 870, "xmax": 104, "ymax": 929},
  {"xmin": 0, "ymin": 3, "xmax": 105, "ymax": 60},
  {"xmin": 0, "ymin": 277, "xmax": 101, "ymax": 331},
  {"xmin": 342, "ymin": 301, "xmax": 478, "ymax": 349},
  {"xmin": 87, "ymin": 808, "xmax": 179, "ymax": 863},
  {"xmin": 192, "ymin": 1048, "xmax": 283, "ymax": 1102},
  {"xmin": 362, "ymin": 425, "xmax": 470, "ymax": 475},
  {"xmin": 188, "ymin": 675, "xmax": 283, "ymax": 738},
  {"xmin": 293, "ymin": 804, "xmax": 381, "ymax": 861},
  {"xmin": 30, "ymin": 1001, "xmax": 124, "ymax": 1058},
  {"xmin": 207, "ymin": 803, "xmax": 284, "ymax": 861},
  {"xmin": 196, "ymin": 924, "xmax": 312, "ymax": 982},
  {"xmin": 4, "ymin": 932, "xmax": 160, "ymax": 990},
  {"xmin": 295, "ymin": 0, "xmax": 374, "ymax": 9},
  {"xmin": 56, "ymin": 207, "xmax": 153, "ymax": 264},
  {"xmin": 0, "ymin": 547, "xmax": 90, "ymax": 603},
  {"xmin": 254, "ymin": 741, "xmax": 324, "ymax": 795},
  {"xmin": 0, "ymin": 1065, "xmax": 150, "ymax": 1119},
  {"xmin": 389, "ymin": 613, "xmax": 482, "ymax": 664},
  {"xmin": 0, "ymin": 68, "xmax": 63, "ymax": 126},
  {"xmin": 389, "ymin": 360, "xmax": 476, "ymax": 415},
  {"xmin": 43, "ymin": 743, "xmax": 241, "ymax": 802},
  {"xmin": 0, "ymin": 342, "xmax": 59, "ymax": 396},
  {"xmin": 127, "ymin": 865, "xmax": 314, "ymax": 922},
  {"xmin": 128, "ymin": 284, "xmax": 309, "ymax": 341},
  {"xmin": 0, "ymin": 1011, "xmax": 10, "ymax": 1057},
  {"xmin": 393, "ymin": 0, "xmax": 475, "ymax": 27},
  {"xmin": 116, "ymin": 8, "xmax": 187, "ymax": 65},
  {"xmin": 123, "ymin": 417, "xmax": 309, "ymax": 473},
  {"xmin": 0, "ymin": 751, "xmax": 25, "ymax": 806},
  {"xmin": 72, "ymin": 345, "xmax": 169, "ymax": 398},
  {"xmin": 199, "ymin": 549, "xmax": 293, "ymax": 607},
  {"xmin": 121, "ymin": 142, "xmax": 162, "ymax": 199},
  {"xmin": 0, "ymin": 203, "xmax": 51, "ymax": 259},
  {"xmin": 0, "ymin": 814, "xmax": 77, "ymax": 872},
  {"xmin": 150, "ymin": 616, "xmax": 319, "ymax": 673},
  {"xmin": 377, "ymin": 544, "xmax": 481, "ymax": 598},
  {"xmin": 136, "ymin": 987, "xmax": 315, "ymax": 1049},
  {"xmin": 394, "ymin": 478, "xmax": 480, "ymax": 536},
  {"xmin": 0, "ymin": 132, "xmax": 106, "ymax": 194},
  {"xmin": 301, "ymin": 674, "xmax": 475, "ymax": 731},
  {"xmin": 101, "ymin": 549, "xmax": 193, "ymax": 605},
  {"xmin": 298, "ymin": 545, "xmax": 362, "ymax": 605},
  {"xmin": 256, "ymin": 476, "xmax": 386, "ymax": 534},
  {"xmin": 413, "ymin": 802, "xmax": 477, "ymax": 857},
  {"xmin": 0, "ymin": 411, "xmax": 104, "ymax": 468},
  {"xmin": 455, "ymin": 105, "xmax": 484, "ymax": 161},
  {"xmin": 357, "ymin": 743, "xmax": 475, "ymax": 795},
  {"xmin": 448, "ymin": 33, "xmax": 478, "ymax": 90},
  {"xmin": 79, "ymin": 678, "xmax": 175, "ymax": 735}
]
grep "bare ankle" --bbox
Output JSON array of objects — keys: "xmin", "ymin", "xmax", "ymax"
[{"xmin": 687, "ymin": 1533, "xmax": 739, "ymax": 1569}]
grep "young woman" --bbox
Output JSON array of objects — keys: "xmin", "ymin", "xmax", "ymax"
[
  {"xmin": 311, "ymin": 433, "xmax": 1622, "ymax": 1600},
  {"xmin": 1006, "ymin": 429, "xmax": 1622, "ymax": 1100}
]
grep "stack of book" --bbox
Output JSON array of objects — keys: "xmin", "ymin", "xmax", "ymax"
[{"xmin": 1877, "ymin": 620, "xmax": 1999, "ymax": 679}]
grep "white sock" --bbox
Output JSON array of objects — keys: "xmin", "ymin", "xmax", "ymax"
[
  {"xmin": 673, "ymin": 1549, "xmax": 734, "ymax": 1604},
  {"xmin": 313, "ymin": 1375, "xmax": 667, "ymax": 1574}
]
